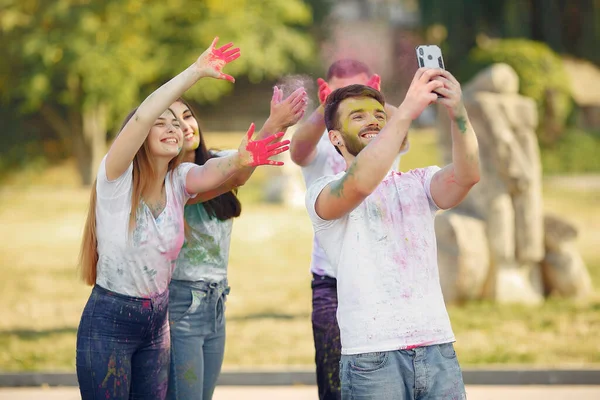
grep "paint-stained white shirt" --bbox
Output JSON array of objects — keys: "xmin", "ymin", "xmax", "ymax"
[
  {"xmin": 172, "ymin": 150, "xmax": 236, "ymax": 283},
  {"xmin": 301, "ymin": 133, "xmax": 348, "ymax": 278},
  {"xmin": 301, "ymin": 133, "xmax": 403, "ymax": 278},
  {"xmin": 95, "ymin": 156, "xmax": 195, "ymax": 298},
  {"xmin": 305, "ymin": 166, "xmax": 455, "ymax": 355}
]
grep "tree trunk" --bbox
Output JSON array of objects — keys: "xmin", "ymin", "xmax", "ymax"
[
  {"xmin": 74, "ymin": 104, "xmax": 107, "ymax": 185},
  {"xmin": 40, "ymin": 102, "xmax": 107, "ymax": 186}
]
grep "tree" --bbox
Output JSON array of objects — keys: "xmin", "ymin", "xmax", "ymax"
[
  {"xmin": 418, "ymin": 0, "xmax": 600, "ymax": 70},
  {"xmin": 0, "ymin": 0, "xmax": 315, "ymax": 184}
]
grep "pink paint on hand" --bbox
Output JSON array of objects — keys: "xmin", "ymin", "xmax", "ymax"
[
  {"xmin": 367, "ymin": 74, "xmax": 381, "ymax": 91},
  {"xmin": 243, "ymin": 123, "xmax": 290, "ymax": 166},
  {"xmin": 317, "ymin": 78, "xmax": 332, "ymax": 105},
  {"xmin": 206, "ymin": 36, "xmax": 241, "ymax": 82}
]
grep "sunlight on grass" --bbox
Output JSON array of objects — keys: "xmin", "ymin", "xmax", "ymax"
[{"xmin": 0, "ymin": 130, "xmax": 599, "ymax": 371}]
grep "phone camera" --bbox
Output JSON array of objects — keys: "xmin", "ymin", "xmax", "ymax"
[{"xmin": 419, "ymin": 48, "xmax": 424, "ymax": 55}]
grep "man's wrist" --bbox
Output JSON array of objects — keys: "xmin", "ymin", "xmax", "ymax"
[
  {"xmin": 449, "ymin": 102, "xmax": 467, "ymax": 119},
  {"xmin": 309, "ymin": 105, "xmax": 326, "ymax": 126},
  {"xmin": 395, "ymin": 102, "xmax": 416, "ymax": 121}
]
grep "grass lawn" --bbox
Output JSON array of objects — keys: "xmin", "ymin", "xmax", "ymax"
[{"xmin": 0, "ymin": 130, "xmax": 598, "ymax": 371}]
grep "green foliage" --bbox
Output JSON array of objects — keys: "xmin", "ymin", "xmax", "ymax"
[
  {"xmin": 151, "ymin": 0, "xmax": 316, "ymax": 105},
  {"xmin": 460, "ymin": 39, "xmax": 573, "ymax": 145},
  {"xmin": 0, "ymin": 0, "xmax": 161, "ymax": 117},
  {"xmin": 418, "ymin": 0, "xmax": 600, "ymax": 70},
  {"xmin": 541, "ymin": 128, "xmax": 600, "ymax": 174},
  {"xmin": 0, "ymin": 0, "xmax": 316, "ymax": 182},
  {"xmin": 0, "ymin": 104, "xmax": 51, "ymax": 182},
  {"xmin": 0, "ymin": 0, "xmax": 316, "ymax": 129}
]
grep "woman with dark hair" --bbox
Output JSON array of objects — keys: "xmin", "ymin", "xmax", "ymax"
[{"xmin": 167, "ymin": 86, "xmax": 307, "ymax": 400}]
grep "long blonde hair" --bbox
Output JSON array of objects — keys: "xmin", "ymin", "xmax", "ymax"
[{"xmin": 79, "ymin": 108, "xmax": 184, "ymax": 285}]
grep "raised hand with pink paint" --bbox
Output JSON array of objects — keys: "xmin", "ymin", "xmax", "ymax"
[
  {"xmin": 366, "ymin": 74, "xmax": 381, "ymax": 91},
  {"xmin": 237, "ymin": 123, "xmax": 290, "ymax": 167},
  {"xmin": 195, "ymin": 36, "xmax": 241, "ymax": 82},
  {"xmin": 317, "ymin": 78, "xmax": 332, "ymax": 105}
]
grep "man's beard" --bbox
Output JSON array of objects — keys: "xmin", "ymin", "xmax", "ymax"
[
  {"xmin": 343, "ymin": 137, "xmax": 366, "ymax": 157},
  {"xmin": 340, "ymin": 127, "xmax": 380, "ymax": 156}
]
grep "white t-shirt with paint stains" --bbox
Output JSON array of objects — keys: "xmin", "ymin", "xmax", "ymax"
[
  {"xmin": 301, "ymin": 133, "xmax": 403, "ymax": 278},
  {"xmin": 172, "ymin": 150, "xmax": 236, "ymax": 283},
  {"xmin": 305, "ymin": 166, "xmax": 455, "ymax": 355},
  {"xmin": 95, "ymin": 156, "xmax": 196, "ymax": 298}
]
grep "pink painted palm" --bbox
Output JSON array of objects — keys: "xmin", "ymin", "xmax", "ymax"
[
  {"xmin": 238, "ymin": 123, "xmax": 290, "ymax": 167},
  {"xmin": 366, "ymin": 74, "xmax": 381, "ymax": 91},
  {"xmin": 317, "ymin": 78, "xmax": 332, "ymax": 105},
  {"xmin": 195, "ymin": 36, "xmax": 241, "ymax": 82}
]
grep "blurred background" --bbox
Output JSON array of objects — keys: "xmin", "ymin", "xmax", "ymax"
[{"xmin": 0, "ymin": 0, "xmax": 599, "ymax": 373}]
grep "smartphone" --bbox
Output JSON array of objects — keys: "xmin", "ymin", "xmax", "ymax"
[
  {"xmin": 415, "ymin": 45, "xmax": 445, "ymax": 70},
  {"xmin": 416, "ymin": 45, "xmax": 445, "ymax": 97}
]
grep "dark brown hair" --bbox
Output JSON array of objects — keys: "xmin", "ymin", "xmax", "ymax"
[
  {"xmin": 326, "ymin": 59, "xmax": 372, "ymax": 81},
  {"xmin": 177, "ymin": 98, "xmax": 241, "ymax": 221},
  {"xmin": 324, "ymin": 84, "xmax": 386, "ymax": 132}
]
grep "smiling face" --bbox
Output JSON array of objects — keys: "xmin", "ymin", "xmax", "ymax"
[
  {"xmin": 146, "ymin": 109, "xmax": 183, "ymax": 159},
  {"xmin": 335, "ymin": 96, "xmax": 387, "ymax": 156},
  {"xmin": 170, "ymin": 101, "xmax": 201, "ymax": 154}
]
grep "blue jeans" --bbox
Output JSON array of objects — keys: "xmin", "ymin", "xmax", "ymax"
[
  {"xmin": 312, "ymin": 273, "xmax": 341, "ymax": 400},
  {"xmin": 340, "ymin": 343, "xmax": 466, "ymax": 400},
  {"xmin": 76, "ymin": 285, "xmax": 170, "ymax": 400},
  {"xmin": 167, "ymin": 279, "xmax": 229, "ymax": 400}
]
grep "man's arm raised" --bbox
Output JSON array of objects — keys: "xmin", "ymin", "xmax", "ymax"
[
  {"xmin": 429, "ymin": 70, "xmax": 480, "ymax": 209},
  {"xmin": 314, "ymin": 68, "xmax": 444, "ymax": 220},
  {"xmin": 290, "ymin": 78, "xmax": 331, "ymax": 166}
]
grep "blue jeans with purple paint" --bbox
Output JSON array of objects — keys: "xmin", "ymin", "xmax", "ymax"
[
  {"xmin": 340, "ymin": 343, "xmax": 466, "ymax": 400},
  {"xmin": 312, "ymin": 273, "xmax": 342, "ymax": 400},
  {"xmin": 76, "ymin": 285, "xmax": 170, "ymax": 400},
  {"xmin": 167, "ymin": 279, "xmax": 229, "ymax": 400}
]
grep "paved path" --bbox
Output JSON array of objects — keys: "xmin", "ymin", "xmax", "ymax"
[{"xmin": 1, "ymin": 385, "xmax": 600, "ymax": 400}]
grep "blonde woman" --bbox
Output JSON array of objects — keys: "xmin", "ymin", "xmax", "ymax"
[{"xmin": 75, "ymin": 38, "xmax": 289, "ymax": 400}]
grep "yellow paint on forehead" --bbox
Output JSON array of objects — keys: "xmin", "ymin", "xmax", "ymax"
[{"xmin": 339, "ymin": 97, "xmax": 385, "ymax": 132}]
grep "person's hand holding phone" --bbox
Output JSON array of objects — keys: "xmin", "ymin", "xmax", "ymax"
[{"xmin": 431, "ymin": 70, "xmax": 465, "ymax": 118}]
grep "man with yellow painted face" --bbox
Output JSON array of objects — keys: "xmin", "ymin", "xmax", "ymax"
[
  {"xmin": 290, "ymin": 60, "xmax": 407, "ymax": 400},
  {"xmin": 305, "ymin": 68, "xmax": 480, "ymax": 399}
]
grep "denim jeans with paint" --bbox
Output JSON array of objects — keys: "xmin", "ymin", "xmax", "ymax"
[
  {"xmin": 340, "ymin": 343, "xmax": 466, "ymax": 400},
  {"xmin": 167, "ymin": 279, "xmax": 229, "ymax": 400},
  {"xmin": 76, "ymin": 285, "xmax": 170, "ymax": 400},
  {"xmin": 312, "ymin": 273, "xmax": 342, "ymax": 400}
]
